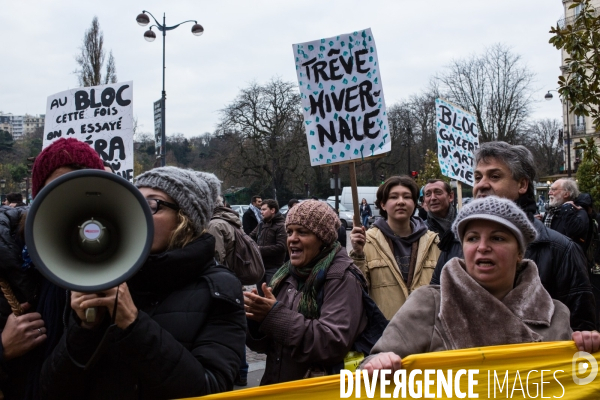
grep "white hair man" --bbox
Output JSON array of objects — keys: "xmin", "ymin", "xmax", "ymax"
[{"xmin": 543, "ymin": 178, "xmax": 589, "ymax": 250}]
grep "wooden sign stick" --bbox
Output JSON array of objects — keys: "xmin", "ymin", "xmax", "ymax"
[{"xmin": 457, "ymin": 181, "xmax": 463, "ymax": 210}]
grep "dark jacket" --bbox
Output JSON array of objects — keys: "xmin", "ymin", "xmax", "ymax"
[
  {"xmin": 360, "ymin": 204, "xmax": 372, "ymax": 218},
  {"xmin": 246, "ymin": 247, "xmax": 367, "ymax": 385},
  {"xmin": 0, "ymin": 205, "xmax": 64, "ymax": 400},
  {"xmin": 250, "ymin": 213, "xmax": 287, "ymax": 272},
  {"xmin": 242, "ymin": 207, "xmax": 259, "ymax": 235},
  {"xmin": 40, "ymin": 234, "xmax": 246, "ymax": 400},
  {"xmin": 431, "ymin": 217, "xmax": 596, "ymax": 331},
  {"xmin": 543, "ymin": 202, "xmax": 589, "ymax": 250}
]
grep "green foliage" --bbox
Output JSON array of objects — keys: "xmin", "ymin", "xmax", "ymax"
[
  {"xmin": 0, "ymin": 130, "xmax": 14, "ymax": 151},
  {"xmin": 8, "ymin": 164, "xmax": 27, "ymax": 183},
  {"xmin": 415, "ymin": 149, "xmax": 449, "ymax": 188},
  {"xmin": 549, "ymin": 0, "xmax": 600, "ymax": 127},
  {"xmin": 576, "ymin": 160, "xmax": 600, "ymax": 208}
]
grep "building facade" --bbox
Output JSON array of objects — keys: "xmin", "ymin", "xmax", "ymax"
[
  {"xmin": 557, "ymin": 0, "xmax": 600, "ymax": 173},
  {"xmin": 0, "ymin": 112, "xmax": 44, "ymax": 140}
]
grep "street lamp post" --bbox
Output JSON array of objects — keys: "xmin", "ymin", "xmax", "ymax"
[
  {"xmin": 545, "ymin": 90, "xmax": 572, "ymax": 177},
  {"xmin": 136, "ymin": 11, "xmax": 204, "ymax": 167},
  {"xmin": 0, "ymin": 179, "xmax": 5, "ymax": 204}
]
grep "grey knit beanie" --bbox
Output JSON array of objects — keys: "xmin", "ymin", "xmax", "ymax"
[
  {"xmin": 452, "ymin": 196, "xmax": 537, "ymax": 254},
  {"xmin": 135, "ymin": 167, "xmax": 221, "ymax": 234}
]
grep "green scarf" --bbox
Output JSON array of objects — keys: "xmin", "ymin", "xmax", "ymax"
[{"xmin": 270, "ymin": 242, "xmax": 340, "ymax": 319}]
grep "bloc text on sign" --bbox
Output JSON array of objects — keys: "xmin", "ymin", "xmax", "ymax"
[
  {"xmin": 436, "ymin": 98, "xmax": 479, "ymax": 186},
  {"xmin": 293, "ymin": 28, "xmax": 390, "ymax": 166},
  {"xmin": 43, "ymin": 81, "xmax": 134, "ymax": 181}
]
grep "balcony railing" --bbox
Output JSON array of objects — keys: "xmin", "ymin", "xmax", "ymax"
[
  {"xmin": 558, "ymin": 8, "xmax": 599, "ymax": 29},
  {"xmin": 570, "ymin": 122, "xmax": 587, "ymax": 136}
]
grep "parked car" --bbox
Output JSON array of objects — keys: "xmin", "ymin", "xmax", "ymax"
[{"xmin": 230, "ymin": 204, "xmax": 249, "ymax": 219}]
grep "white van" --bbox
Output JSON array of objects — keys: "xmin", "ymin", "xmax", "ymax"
[{"xmin": 328, "ymin": 186, "xmax": 380, "ymax": 220}]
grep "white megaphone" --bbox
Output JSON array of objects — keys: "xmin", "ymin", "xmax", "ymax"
[{"xmin": 25, "ymin": 170, "xmax": 154, "ymax": 299}]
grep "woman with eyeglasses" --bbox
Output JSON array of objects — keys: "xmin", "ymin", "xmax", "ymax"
[{"xmin": 41, "ymin": 167, "xmax": 246, "ymax": 400}]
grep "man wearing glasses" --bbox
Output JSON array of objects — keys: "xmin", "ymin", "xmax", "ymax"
[{"xmin": 541, "ymin": 178, "xmax": 589, "ymax": 250}]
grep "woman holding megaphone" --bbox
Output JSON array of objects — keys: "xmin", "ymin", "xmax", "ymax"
[{"xmin": 40, "ymin": 167, "xmax": 246, "ymax": 399}]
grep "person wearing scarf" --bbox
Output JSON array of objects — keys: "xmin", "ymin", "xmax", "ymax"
[
  {"xmin": 361, "ymin": 196, "xmax": 600, "ymax": 375},
  {"xmin": 244, "ymin": 200, "xmax": 367, "ymax": 385},
  {"xmin": 40, "ymin": 167, "xmax": 246, "ymax": 399}
]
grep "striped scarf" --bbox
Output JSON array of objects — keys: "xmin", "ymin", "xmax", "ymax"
[
  {"xmin": 545, "ymin": 206, "xmax": 557, "ymax": 228},
  {"xmin": 270, "ymin": 242, "xmax": 340, "ymax": 319}
]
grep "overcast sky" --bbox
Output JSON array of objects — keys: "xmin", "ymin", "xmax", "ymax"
[{"xmin": 1, "ymin": 1, "xmax": 566, "ymax": 139}]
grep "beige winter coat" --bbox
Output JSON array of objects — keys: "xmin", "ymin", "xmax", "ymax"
[
  {"xmin": 362, "ymin": 258, "xmax": 572, "ymax": 365},
  {"xmin": 350, "ymin": 227, "xmax": 440, "ymax": 319},
  {"xmin": 206, "ymin": 206, "xmax": 242, "ymax": 269}
]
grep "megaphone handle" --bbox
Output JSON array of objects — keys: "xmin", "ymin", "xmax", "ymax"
[{"xmin": 85, "ymin": 307, "xmax": 97, "ymax": 323}]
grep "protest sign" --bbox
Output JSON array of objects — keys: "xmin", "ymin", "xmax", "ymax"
[
  {"xmin": 154, "ymin": 99, "xmax": 162, "ymax": 156},
  {"xmin": 293, "ymin": 28, "xmax": 390, "ymax": 167},
  {"xmin": 435, "ymin": 98, "xmax": 479, "ymax": 186},
  {"xmin": 43, "ymin": 81, "xmax": 134, "ymax": 181}
]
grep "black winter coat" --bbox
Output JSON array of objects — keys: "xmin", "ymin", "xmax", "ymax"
[
  {"xmin": 543, "ymin": 203, "xmax": 589, "ymax": 250},
  {"xmin": 40, "ymin": 234, "xmax": 246, "ymax": 400},
  {"xmin": 431, "ymin": 218, "xmax": 596, "ymax": 331},
  {"xmin": 250, "ymin": 213, "xmax": 287, "ymax": 272},
  {"xmin": 242, "ymin": 208, "xmax": 259, "ymax": 235}
]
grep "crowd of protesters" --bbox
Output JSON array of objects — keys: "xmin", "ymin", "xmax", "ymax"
[{"xmin": 0, "ymin": 138, "xmax": 598, "ymax": 399}]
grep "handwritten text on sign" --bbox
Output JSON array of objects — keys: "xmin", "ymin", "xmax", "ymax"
[
  {"xmin": 43, "ymin": 81, "xmax": 134, "ymax": 181},
  {"xmin": 436, "ymin": 98, "xmax": 479, "ymax": 186},
  {"xmin": 293, "ymin": 28, "xmax": 390, "ymax": 166}
]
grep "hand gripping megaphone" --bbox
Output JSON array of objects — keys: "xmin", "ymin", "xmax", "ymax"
[{"xmin": 25, "ymin": 170, "xmax": 154, "ymax": 306}]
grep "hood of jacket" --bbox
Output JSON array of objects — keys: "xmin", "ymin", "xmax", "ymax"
[{"xmin": 211, "ymin": 206, "xmax": 242, "ymax": 228}]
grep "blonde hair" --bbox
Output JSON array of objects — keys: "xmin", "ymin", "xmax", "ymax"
[{"xmin": 168, "ymin": 209, "xmax": 201, "ymax": 250}]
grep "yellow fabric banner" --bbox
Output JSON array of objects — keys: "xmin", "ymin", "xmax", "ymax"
[{"xmin": 190, "ymin": 341, "xmax": 600, "ymax": 399}]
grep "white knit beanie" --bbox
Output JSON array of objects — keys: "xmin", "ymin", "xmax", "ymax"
[
  {"xmin": 452, "ymin": 196, "xmax": 537, "ymax": 254},
  {"xmin": 135, "ymin": 167, "xmax": 221, "ymax": 234}
]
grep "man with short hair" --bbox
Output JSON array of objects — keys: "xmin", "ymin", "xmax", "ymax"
[
  {"xmin": 541, "ymin": 178, "xmax": 589, "ymax": 249},
  {"xmin": 242, "ymin": 195, "xmax": 262, "ymax": 235},
  {"xmin": 250, "ymin": 199, "xmax": 286, "ymax": 294},
  {"xmin": 6, "ymin": 193, "xmax": 26, "ymax": 208},
  {"xmin": 423, "ymin": 179, "xmax": 455, "ymax": 237},
  {"xmin": 431, "ymin": 141, "xmax": 596, "ymax": 331}
]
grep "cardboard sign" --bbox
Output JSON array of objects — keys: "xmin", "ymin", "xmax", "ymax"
[
  {"xmin": 293, "ymin": 28, "xmax": 390, "ymax": 166},
  {"xmin": 435, "ymin": 98, "xmax": 479, "ymax": 186},
  {"xmin": 43, "ymin": 81, "xmax": 134, "ymax": 181}
]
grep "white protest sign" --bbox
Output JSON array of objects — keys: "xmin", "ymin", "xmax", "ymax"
[
  {"xmin": 435, "ymin": 98, "xmax": 479, "ymax": 186},
  {"xmin": 293, "ymin": 28, "xmax": 390, "ymax": 166},
  {"xmin": 43, "ymin": 81, "xmax": 134, "ymax": 181}
]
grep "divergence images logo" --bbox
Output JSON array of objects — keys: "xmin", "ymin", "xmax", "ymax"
[{"xmin": 572, "ymin": 351, "xmax": 598, "ymax": 385}]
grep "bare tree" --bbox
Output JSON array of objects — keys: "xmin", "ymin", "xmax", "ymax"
[
  {"xmin": 217, "ymin": 78, "xmax": 309, "ymax": 199},
  {"xmin": 519, "ymin": 119, "xmax": 563, "ymax": 177},
  {"xmin": 436, "ymin": 44, "xmax": 535, "ymax": 143},
  {"xmin": 75, "ymin": 16, "xmax": 118, "ymax": 86}
]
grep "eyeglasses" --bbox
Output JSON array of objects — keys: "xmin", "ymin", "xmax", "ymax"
[{"xmin": 146, "ymin": 198, "xmax": 180, "ymax": 215}]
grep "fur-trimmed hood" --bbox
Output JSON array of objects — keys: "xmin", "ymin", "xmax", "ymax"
[{"xmin": 439, "ymin": 258, "xmax": 554, "ymax": 349}]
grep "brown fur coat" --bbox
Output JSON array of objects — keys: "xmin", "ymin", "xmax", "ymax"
[{"xmin": 364, "ymin": 258, "xmax": 572, "ymax": 361}]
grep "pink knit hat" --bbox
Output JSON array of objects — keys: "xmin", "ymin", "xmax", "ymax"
[
  {"xmin": 32, "ymin": 138, "xmax": 105, "ymax": 198},
  {"xmin": 285, "ymin": 200, "xmax": 341, "ymax": 245}
]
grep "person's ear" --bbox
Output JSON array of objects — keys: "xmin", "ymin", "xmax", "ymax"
[{"xmin": 517, "ymin": 178, "xmax": 528, "ymax": 195}]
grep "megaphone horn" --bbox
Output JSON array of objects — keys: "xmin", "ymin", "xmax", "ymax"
[{"xmin": 25, "ymin": 170, "xmax": 154, "ymax": 295}]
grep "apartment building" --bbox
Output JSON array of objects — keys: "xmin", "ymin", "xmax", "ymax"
[
  {"xmin": 0, "ymin": 112, "xmax": 44, "ymax": 140},
  {"xmin": 556, "ymin": 0, "xmax": 600, "ymax": 172}
]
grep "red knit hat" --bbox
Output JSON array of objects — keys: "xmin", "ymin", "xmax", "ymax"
[{"xmin": 32, "ymin": 138, "xmax": 105, "ymax": 198}]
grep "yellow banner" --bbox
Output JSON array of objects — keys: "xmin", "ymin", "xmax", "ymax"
[{"xmin": 192, "ymin": 341, "xmax": 599, "ymax": 399}]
